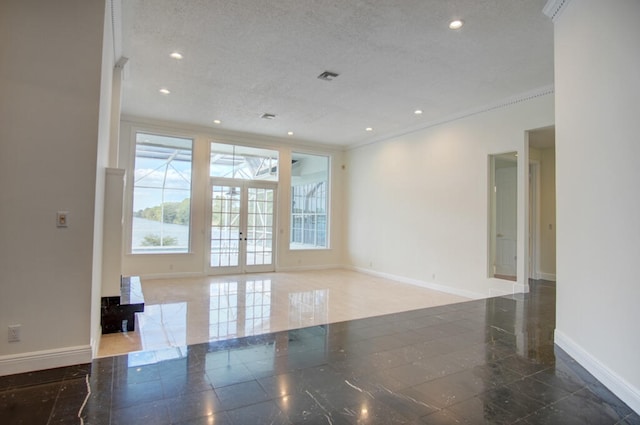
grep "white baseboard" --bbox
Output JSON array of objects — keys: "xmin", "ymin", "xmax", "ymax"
[
  {"xmin": 138, "ymin": 265, "xmax": 349, "ymax": 279},
  {"xmin": 0, "ymin": 345, "xmax": 92, "ymax": 377},
  {"xmin": 138, "ymin": 271, "xmax": 205, "ymax": 280},
  {"xmin": 91, "ymin": 322, "xmax": 102, "ymax": 358},
  {"xmin": 489, "ymin": 287, "xmax": 513, "ymax": 297},
  {"xmin": 539, "ymin": 272, "xmax": 557, "ymax": 281},
  {"xmin": 276, "ymin": 263, "xmax": 345, "ymax": 272},
  {"xmin": 555, "ymin": 330, "xmax": 640, "ymax": 414},
  {"xmin": 139, "ymin": 265, "xmax": 347, "ymax": 278},
  {"xmin": 513, "ymin": 282, "xmax": 530, "ymax": 293},
  {"xmin": 347, "ymin": 265, "xmax": 486, "ymax": 300}
]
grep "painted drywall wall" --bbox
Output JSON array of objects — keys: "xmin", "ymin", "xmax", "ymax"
[
  {"xmin": 92, "ymin": 0, "xmax": 115, "ymax": 351},
  {"xmin": 539, "ymin": 147, "xmax": 556, "ymax": 278},
  {"xmin": 345, "ymin": 94, "xmax": 554, "ymax": 298},
  {"xmin": 117, "ymin": 118, "xmax": 345, "ymax": 278},
  {"xmin": 554, "ymin": 0, "xmax": 640, "ymax": 411},
  {"xmin": 102, "ymin": 169, "xmax": 125, "ymax": 298},
  {"xmin": 0, "ymin": 0, "xmax": 106, "ymax": 372}
]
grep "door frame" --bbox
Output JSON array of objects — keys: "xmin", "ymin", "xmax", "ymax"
[
  {"xmin": 528, "ymin": 161, "xmax": 542, "ymax": 280},
  {"xmin": 495, "ymin": 163, "xmax": 518, "ymax": 277},
  {"xmin": 205, "ymin": 178, "xmax": 277, "ymax": 275}
]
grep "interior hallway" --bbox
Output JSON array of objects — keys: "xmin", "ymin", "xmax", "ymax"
[
  {"xmin": 98, "ymin": 269, "xmax": 469, "ymax": 357},
  {"xmin": 2, "ymin": 278, "xmax": 637, "ymax": 424}
]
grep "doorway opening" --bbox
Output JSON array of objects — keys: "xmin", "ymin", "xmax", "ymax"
[
  {"xmin": 207, "ymin": 181, "xmax": 277, "ymax": 274},
  {"xmin": 527, "ymin": 126, "xmax": 556, "ymax": 281},
  {"xmin": 489, "ymin": 152, "xmax": 518, "ymax": 281},
  {"xmin": 208, "ymin": 142, "xmax": 279, "ymax": 275}
]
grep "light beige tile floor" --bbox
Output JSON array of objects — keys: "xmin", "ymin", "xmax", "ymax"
[{"xmin": 97, "ymin": 269, "xmax": 469, "ymax": 357}]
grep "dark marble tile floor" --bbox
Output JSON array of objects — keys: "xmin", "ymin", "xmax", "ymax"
[{"xmin": 1, "ymin": 280, "xmax": 638, "ymax": 424}]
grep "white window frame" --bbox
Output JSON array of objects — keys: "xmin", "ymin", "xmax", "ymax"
[
  {"xmin": 290, "ymin": 152, "xmax": 331, "ymax": 250},
  {"xmin": 127, "ymin": 129, "xmax": 195, "ymax": 255}
]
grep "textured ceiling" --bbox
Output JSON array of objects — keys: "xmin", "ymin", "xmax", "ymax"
[{"xmin": 120, "ymin": 0, "xmax": 554, "ymax": 147}]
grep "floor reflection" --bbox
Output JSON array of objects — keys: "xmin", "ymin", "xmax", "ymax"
[
  {"xmin": 98, "ymin": 269, "xmax": 468, "ymax": 357},
  {"xmin": 139, "ymin": 302, "xmax": 187, "ymax": 350},
  {"xmin": 208, "ymin": 279, "xmax": 275, "ymax": 340},
  {"xmin": 288, "ymin": 289, "xmax": 329, "ymax": 328},
  {"xmin": 7, "ymin": 278, "xmax": 638, "ymax": 424},
  {"xmin": 477, "ymin": 280, "xmax": 558, "ymax": 423}
]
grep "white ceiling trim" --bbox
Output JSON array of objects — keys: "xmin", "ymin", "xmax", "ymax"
[
  {"xmin": 348, "ymin": 84, "xmax": 555, "ymax": 151},
  {"xmin": 109, "ymin": 0, "xmax": 122, "ymax": 60},
  {"xmin": 543, "ymin": 0, "xmax": 573, "ymax": 22},
  {"xmin": 120, "ymin": 114, "xmax": 346, "ymax": 154}
]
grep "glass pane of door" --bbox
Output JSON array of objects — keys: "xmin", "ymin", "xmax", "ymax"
[
  {"xmin": 210, "ymin": 185, "xmax": 241, "ymax": 269},
  {"xmin": 246, "ymin": 187, "xmax": 275, "ymax": 267},
  {"xmin": 210, "ymin": 142, "xmax": 278, "ymax": 181},
  {"xmin": 208, "ymin": 181, "xmax": 276, "ymax": 274}
]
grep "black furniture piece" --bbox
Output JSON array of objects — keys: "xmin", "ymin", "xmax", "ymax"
[{"xmin": 100, "ymin": 276, "xmax": 145, "ymax": 334}]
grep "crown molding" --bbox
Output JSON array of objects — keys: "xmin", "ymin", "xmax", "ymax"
[
  {"xmin": 120, "ymin": 114, "xmax": 347, "ymax": 153},
  {"xmin": 110, "ymin": 0, "xmax": 122, "ymax": 59},
  {"xmin": 543, "ymin": 0, "xmax": 573, "ymax": 22},
  {"xmin": 348, "ymin": 85, "xmax": 555, "ymax": 151}
]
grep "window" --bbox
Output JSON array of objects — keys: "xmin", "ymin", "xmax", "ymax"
[
  {"xmin": 131, "ymin": 132, "xmax": 193, "ymax": 253},
  {"xmin": 290, "ymin": 153, "xmax": 329, "ymax": 249},
  {"xmin": 210, "ymin": 142, "xmax": 278, "ymax": 181}
]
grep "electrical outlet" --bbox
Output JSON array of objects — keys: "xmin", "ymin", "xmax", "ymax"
[
  {"xmin": 57, "ymin": 211, "xmax": 69, "ymax": 227},
  {"xmin": 8, "ymin": 325, "xmax": 20, "ymax": 343}
]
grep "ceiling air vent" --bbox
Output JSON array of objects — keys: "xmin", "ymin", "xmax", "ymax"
[
  {"xmin": 317, "ymin": 71, "xmax": 339, "ymax": 81},
  {"xmin": 261, "ymin": 113, "xmax": 277, "ymax": 120}
]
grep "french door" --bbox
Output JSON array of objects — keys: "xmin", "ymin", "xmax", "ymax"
[{"xmin": 207, "ymin": 179, "xmax": 277, "ymax": 274}]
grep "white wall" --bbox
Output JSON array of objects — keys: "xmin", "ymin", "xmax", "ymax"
[
  {"xmin": 118, "ymin": 118, "xmax": 346, "ymax": 278},
  {"xmin": 0, "ymin": 0, "xmax": 106, "ymax": 373},
  {"xmin": 539, "ymin": 147, "xmax": 556, "ymax": 278},
  {"xmin": 92, "ymin": 0, "xmax": 116, "ymax": 348},
  {"xmin": 554, "ymin": 0, "xmax": 640, "ymax": 412},
  {"xmin": 345, "ymin": 94, "xmax": 554, "ymax": 298}
]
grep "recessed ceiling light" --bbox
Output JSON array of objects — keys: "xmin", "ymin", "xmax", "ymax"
[
  {"xmin": 365, "ymin": 127, "xmax": 373, "ymax": 132},
  {"xmin": 170, "ymin": 52, "xmax": 183, "ymax": 59},
  {"xmin": 414, "ymin": 109, "xmax": 423, "ymax": 115},
  {"xmin": 213, "ymin": 119, "xmax": 221, "ymax": 125},
  {"xmin": 449, "ymin": 19, "xmax": 464, "ymax": 30},
  {"xmin": 287, "ymin": 131, "xmax": 294, "ymax": 136},
  {"xmin": 159, "ymin": 88, "xmax": 170, "ymax": 95}
]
